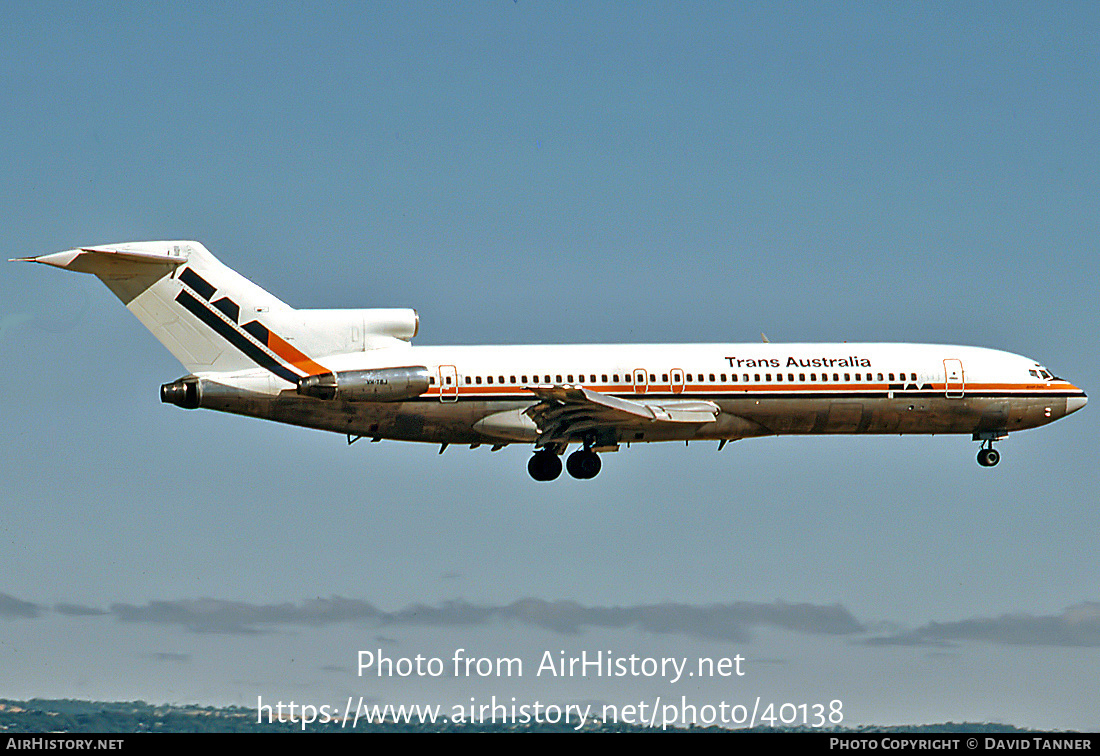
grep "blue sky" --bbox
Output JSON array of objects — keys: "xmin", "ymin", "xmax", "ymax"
[{"xmin": 1, "ymin": 2, "xmax": 1098, "ymax": 730}]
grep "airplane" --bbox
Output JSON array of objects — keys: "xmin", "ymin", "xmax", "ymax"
[{"xmin": 15, "ymin": 241, "xmax": 1087, "ymax": 480}]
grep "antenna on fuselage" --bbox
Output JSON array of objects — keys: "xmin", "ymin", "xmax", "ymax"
[{"xmin": 761, "ymin": 332, "xmax": 770, "ymax": 343}]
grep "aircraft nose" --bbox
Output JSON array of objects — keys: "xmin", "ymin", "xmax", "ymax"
[{"xmin": 1066, "ymin": 392, "xmax": 1087, "ymax": 416}]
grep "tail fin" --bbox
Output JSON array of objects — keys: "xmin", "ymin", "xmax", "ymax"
[{"xmin": 14, "ymin": 241, "xmax": 419, "ymax": 382}]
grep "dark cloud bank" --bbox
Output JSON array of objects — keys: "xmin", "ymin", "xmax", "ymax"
[
  {"xmin": 0, "ymin": 593, "xmax": 40, "ymax": 619},
  {"xmin": 866, "ymin": 603, "xmax": 1100, "ymax": 648},
  {"xmin": 7, "ymin": 590, "xmax": 1099, "ymax": 648},
  {"xmin": 108, "ymin": 597, "xmax": 863, "ymax": 639}
]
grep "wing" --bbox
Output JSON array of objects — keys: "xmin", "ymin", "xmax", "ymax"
[{"xmin": 523, "ymin": 384, "xmax": 720, "ymax": 447}]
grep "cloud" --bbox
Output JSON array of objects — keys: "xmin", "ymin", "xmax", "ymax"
[
  {"xmin": 0, "ymin": 593, "xmax": 40, "ymax": 619},
  {"xmin": 110, "ymin": 597, "xmax": 381, "ymax": 634},
  {"xmin": 866, "ymin": 603, "xmax": 1100, "ymax": 648},
  {"xmin": 55, "ymin": 603, "xmax": 108, "ymax": 617},
  {"xmin": 23, "ymin": 591, "xmax": 1100, "ymax": 648},
  {"xmin": 107, "ymin": 595, "xmax": 863, "ymax": 640},
  {"xmin": 494, "ymin": 599, "xmax": 863, "ymax": 640}
]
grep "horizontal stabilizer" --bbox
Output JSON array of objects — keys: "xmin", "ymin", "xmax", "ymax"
[{"xmin": 12, "ymin": 244, "xmax": 188, "ymax": 271}]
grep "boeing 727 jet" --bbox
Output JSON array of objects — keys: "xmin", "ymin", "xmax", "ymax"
[{"xmin": 16, "ymin": 241, "xmax": 1087, "ymax": 480}]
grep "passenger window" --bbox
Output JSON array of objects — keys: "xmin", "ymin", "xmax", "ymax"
[
  {"xmin": 833, "ymin": 373, "xmax": 839, "ymax": 381},
  {"xmin": 854, "ymin": 374, "xmax": 861, "ymax": 381},
  {"xmin": 430, "ymin": 377, "xmax": 436, "ymax": 385},
  {"xmin": 590, "ymin": 375, "xmax": 596, "ymax": 383},
  {"xmin": 662, "ymin": 374, "xmax": 668, "ymax": 382},
  {"xmin": 720, "ymin": 373, "xmax": 727, "ymax": 381},
  {"xmin": 698, "ymin": 374, "xmax": 704, "ymax": 381},
  {"xmin": 910, "ymin": 373, "xmax": 916, "ymax": 381},
  {"xmin": 649, "ymin": 374, "xmax": 656, "ymax": 382},
  {"xmin": 614, "ymin": 374, "xmax": 621, "ymax": 382},
  {"xmin": 510, "ymin": 376, "xmax": 516, "ymax": 384},
  {"xmin": 446, "ymin": 377, "xmax": 452, "ymax": 385},
  {"xmin": 556, "ymin": 375, "xmax": 563, "ymax": 383},
  {"xmin": 754, "ymin": 374, "xmax": 760, "ymax": 382},
  {"xmin": 766, "ymin": 374, "xmax": 772, "ymax": 382},
  {"xmin": 709, "ymin": 373, "xmax": 716, "ymax": 382},
  {"xmin": 731, "ymin": 374, "xmax": 738, "ymax": 382},
  {"xmin": 776, "ymin": 373, "xmax": 783, "ymax": 382},
  {"xmin": 487, "ymin": 376, "xmax": 493, "ymax": 384},
  {"xmin": 877, "ymin": 373, "xmax": 883, "ymax": 381},
  {"xmin": 601, "ymin": 374, "xmax": 608, "ymax": 382},
  {"xmin": 799, "ymin": 374, "xmax": 805, "ymax": 381},
  {"xmin": 889, "ymin": 373, "xmax": 895, "ymax": 381},
  {"xmin": 810, "ymin": 373, "xmax": 817, "ymax": 381},
  {"xmin": 521, "ymin": 375, "xmax": 528, "ymax": 383},
  {"xmin": 686, "ymin": 374, "xmax": 693, "ymax": 382},
  {"xmin": 465, "ymin": 377, "xmax": 471, "ymax": 385},
  {"xmin": 475, "ymin": 376, "xmax": 482, "ymax": 384}
]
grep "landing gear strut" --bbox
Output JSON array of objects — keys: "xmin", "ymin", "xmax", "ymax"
[{"xmin": 976, "ymin": 439, "xmax": 1001, "ymax": 467}]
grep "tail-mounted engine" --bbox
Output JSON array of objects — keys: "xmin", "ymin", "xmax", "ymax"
[
  {"xmin": 296, "ymin": 366, "xmax": 431, "ymax": 402},
  {"xmin": 160, "ymin": 377, "xmax": 202, "ymax": 409}
]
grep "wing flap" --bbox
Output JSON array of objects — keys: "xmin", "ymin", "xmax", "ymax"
[
  {"xmin": 525, "ymin": 384, "xmax": 657, "ymax": 420},
  {"xmin": 522, "ymin": 384, "xmax": 720, "ymax": 445}
]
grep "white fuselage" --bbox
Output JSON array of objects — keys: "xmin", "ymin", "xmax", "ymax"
[{"xmin": 196, "ymin": 341, "xmax": 1086, "ymax": 447}]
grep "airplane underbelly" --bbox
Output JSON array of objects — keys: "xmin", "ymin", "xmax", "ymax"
[{"xmin": 728, "ymin": 396, "xmax": 1024, "ymax": 436}]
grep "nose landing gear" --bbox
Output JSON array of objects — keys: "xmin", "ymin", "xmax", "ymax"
[
  {"xmin": 974, "ymin": 432, "xmax": 1004, "ymax": 467},
  {"xmin": 977, "ymin": 446, "xmax": 1000, "ymax": 467}
]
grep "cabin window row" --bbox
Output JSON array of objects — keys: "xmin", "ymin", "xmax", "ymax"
[
  {"xmin": 429, "ymin": 372, "xmax": 921, "ymax": 386},
  {"xmin": 455, "ymin": 374, "xmax": 626, "ymax": 385}
]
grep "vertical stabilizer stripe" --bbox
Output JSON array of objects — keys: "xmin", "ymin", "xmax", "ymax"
[
  {"xmin": 179, "ymin": 268, "xmax": 216, "ymax": 300},
  {"xmin": 175, "ymin": 289, "xmax": 300, "ymax": 383},
  {"xmin": 265, "ymin": 332, "xmax": 329, "ymax": 376}
]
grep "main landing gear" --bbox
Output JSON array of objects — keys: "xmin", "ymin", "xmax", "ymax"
[
  {"xmin": 566, "ymin": 448, "xmax": 601, "ymax": 479},
  {"xmin": 528, "ymin": 443, "xmax": 603, "ymax": 481},
  {"xmin": 528, "ymin": 449, "xmax": 562, "ymax": 481},
  {"xmin": 974, "ymin": 433, "xmax": 1004, "ymax": 467}
]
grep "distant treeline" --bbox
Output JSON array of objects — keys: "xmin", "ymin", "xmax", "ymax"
[{"xmin": 0, "ymin": 699, "xmax": 1033, "ymax": 734}]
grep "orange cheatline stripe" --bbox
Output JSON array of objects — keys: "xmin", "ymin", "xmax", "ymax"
[
  {"xmin": 435, "ymin": 381, "xmax": 1076, "ymax": 397},
  {"xmin": 265, "ymin": 332, "xmax": 329, "ymax": 376}
]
